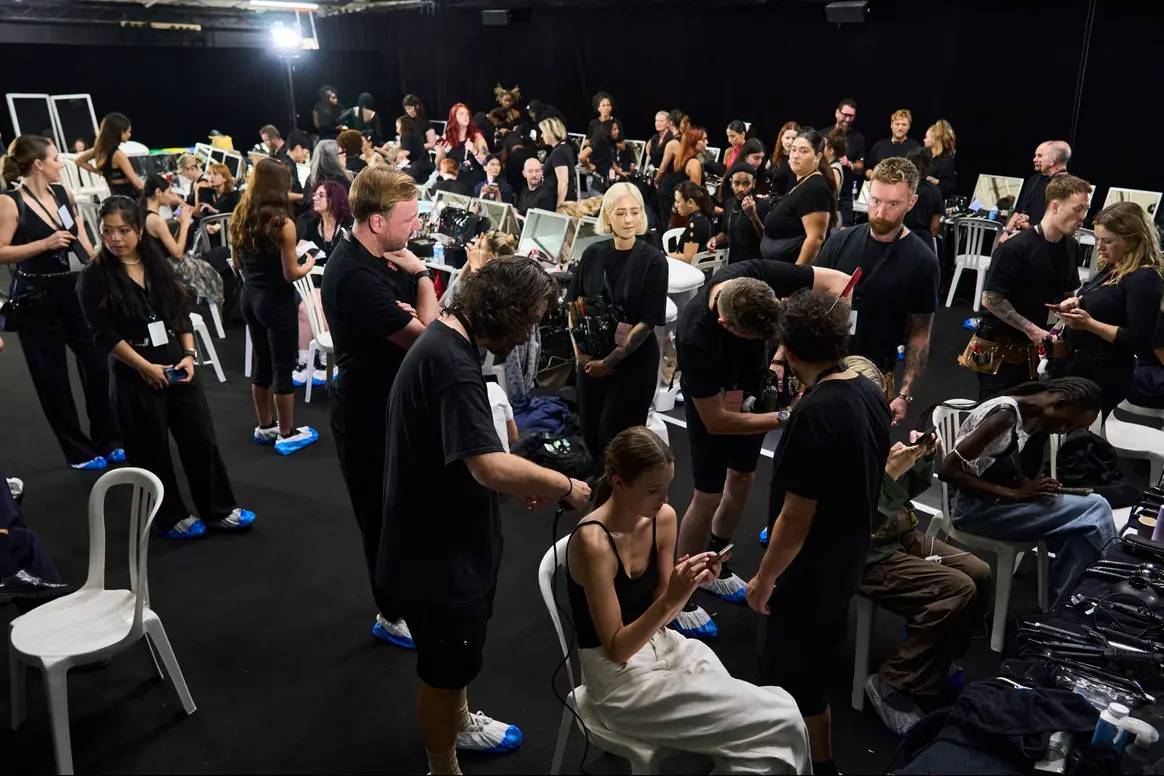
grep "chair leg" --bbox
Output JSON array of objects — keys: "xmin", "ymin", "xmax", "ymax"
[
  {"xmin": 305, "ymin": 340, "xmax": 317, "ymax": 403},
  {"xmin": 628, "ymin": 749, "xmax": 662, "ymax": 775},
  {"xmin": 9, "ymin": 642, "xmax": 26, "ymax": 730},
  {"xmin": 43, "ymin": 664, "xmax": 74, "ymax": 775},
  {"xmin": 144, "ymin": 634, "xmax": 166, "ymax": 680},
  {"xmin": 990, "ymin": 546, "xmax": 1015, "ymax": 653},
  {"xmin": 550, "ymin": 705, "xmax": 572, "ymax": 775},
  {"xmin": 207, "ymin": 300, "xmax": 226, "ymax": 339},
  {"xmin": 851, "ymin": 597, "xmax": 876, "ymax": 711},
  {"xmin": 1036, "ymin": 543, "xmax": 1051, "ymax": 612},
  {"xmin": 195, "ymin": 321, "xmax": 226, "ymax": 384},
  {"xmin": 945, "ymin": 265, "xmax": 963, "ymax": 308},
  {"xmin": 244, "ymin": 326, "xmax": 253, "ymax": 378},
  {"xmin": 972, "ymin": 268, "xmax": 986, "ymax": 313},
  {"xmin": 145, "ymin": 618, "xmax": 197, "ymax": 715}
]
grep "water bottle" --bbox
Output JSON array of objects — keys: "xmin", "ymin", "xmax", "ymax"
[
  {"xmin": 1151, "ymin": 504, "xmax": 1164, "ymax": 542},
  {"xmin": 1119, "ymin": 718, "xmax": 1161, "ymax": 773},
  {"xmin": 988, "ymin": 205, "xmax": 999, "ymax": 222},
  {"xmin": 1091, "ymin": 702, "xmax": 1130, "ymax": 748},
  {"xmin": 433, "ymin": 241, "xmax": 445, "ymax": 266}
]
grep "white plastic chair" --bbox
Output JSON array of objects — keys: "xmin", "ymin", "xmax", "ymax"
[
  {"xmin": 189, "ymin": 312, "xmax": 226, "ymax": 383},
  {"xmin": 243, "ymin": 325, "xmax": 253, "ymax": 378},
  {"xmin": 661, "ymin": 228, "xmax": 684, "ymax": 254},
  {"xmin": 945, "ymin": 218, "xmax": 1003, "ymax": 312},
  {"xmin": 9, "ymin": 468, "xmax": 196, "ymax": 775},
  {"xmin": 929, "ymin": 401, "xmax": 1049, "ymax": 652},
  {"xmin": 850, "ymin": 595, "xmax": 878, "ymax": 711},
  {"xmin": 691, "ymin": 248, "xmax": 727, "ymax": 275},
  {"xmin": 1105, "ymin": 400, "xmax": 1164, "ymax": 484},
  {"xmin": 293, "ymin": 266, "xmax": 332, "ymax": 403},
  {"xmin": 538, "ymin": 537, "xmax": 676, "ymax": 775}
]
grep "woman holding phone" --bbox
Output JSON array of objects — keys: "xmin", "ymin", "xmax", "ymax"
[{"xmin": 78, "ymin": 197, "xmax": 254, "ymax": 539}]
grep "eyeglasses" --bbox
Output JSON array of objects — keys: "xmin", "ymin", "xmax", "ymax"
[{"xmin": 839, "ymin": 112, "xmax": 856, "ymax": 120}]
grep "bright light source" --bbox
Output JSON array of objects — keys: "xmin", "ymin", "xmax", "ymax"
[
  {"xmin": 270, "ymin": 22, "xmax": 303, "ymax": 50},
  {"xmin": 251, "ymin": 0, "xmax": 320, "ymax": 9}
]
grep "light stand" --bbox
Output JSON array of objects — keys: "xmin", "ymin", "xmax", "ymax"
[{"xmin": 278, "ymin": 52, "xmax": 299, "ymax": 131}]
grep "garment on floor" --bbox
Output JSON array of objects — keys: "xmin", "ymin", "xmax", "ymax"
[
  {"xmin": 511, "ymin": 395, "xmax": 571, "ymax": 436},
  {"xmin": 579, "ymin": 627, "xmax": 811, "ymax": 774}
]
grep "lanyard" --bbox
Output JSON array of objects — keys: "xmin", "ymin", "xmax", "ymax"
[
  {"xmin": 20, "ymin": 184, "xmax": 67, "ymax": 232},
  {"xmin": 451, "ymin": 309, "xmax": 478, "ymax": 351}
]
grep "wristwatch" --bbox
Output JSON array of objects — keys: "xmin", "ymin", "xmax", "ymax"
[
  {"xmin": 413, "ymin": 269, "xmax": 433, "ymax": 282},
  {"xmin": 183, "ymin": 349, "xmax": 197, "ymax": 359},
  {"xmin": 896, "ymin": 393, "xmax": 913, "ymax": 404},
  {"xmin": 776, "ymin": 409, "xmax": 792, "ymax": 425}
]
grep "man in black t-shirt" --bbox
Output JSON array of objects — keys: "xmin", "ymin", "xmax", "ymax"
[
  {"xmin": 380, "ymin": 257, "xmax": 591, "ymax": 774},
  {"xmin": 865, "ymin": 109, "xmax": 922, "ymax": 180},
  {"xmin": 822, "ymin": 97, "xmax": 866, "ymax": 226},
  {"xmin": 321, "ymin": 167, "xmax": 437, "ymax": 652},
  {"xmin": 747, "ymin": 290, "xmax": 890, "ymax": 776},
  {"xmin": 259, "ymin": 125, "xmax": 309, "ymax": 204},
  {"xmin": 1002, "ymin": 140, "xmax": 1071, "ymax": 239},
  {"xmin": 516, "ymin": 157, "xmax": 557, "ymax": 215},
  {"xmin": 816, "ymin": 157, "xmax": 939, "ymax": 425},
  {"xmin": 672, "ymin": 259, "xmax": 851, "ymax": 640},
  {"xmin": 708, "ymin": 162, "xmax": 771, "ymax": 264},
  {"xmin": 979, "ymin": 174, "xmax": 1090, "ymax": 402}
]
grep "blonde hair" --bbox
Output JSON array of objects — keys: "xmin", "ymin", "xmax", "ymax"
[
  {"xmin": 207, "ymin": 162, "xmax": 235, "ymax": 192},
  {"xmin": 539, "ymin": 117, "xmax": 567, "ymax": 145},
  {"xmin": 480, "ymin": 229, "xmax": 517, "ymax": 258},
  {"xmin": 1093, "ymin": 201, "xmax": 1164, "ymax": 285},
  {"xmin": 871, "ymin": 157, "xmax": 920, "ymax": 194},
  {"xmin": 927, "ymin": 119, "xmax": 956, "ymax": 155},
  {"xmin": 348, "ymin": 166, "xmax": 417, "ymax": 223},
  {"xmin": 595, "ymin": 182, "xmax": 648, "ymax": 236},
  {"xmin": 890, "ymin": 109, "xmax": 912, "ymax": 124},
  {"xmin": 177, "ymin": 153, "xmax": 201, "ymax": 171}
]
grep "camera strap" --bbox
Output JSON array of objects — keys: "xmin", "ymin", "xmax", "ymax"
[
  {"xmin": 450, "ymin": 309, "xmax": 478, "ymax": 351},
  {"xmin": 852, "ymin": 223, "xmax": 906, "ymax": 308}
]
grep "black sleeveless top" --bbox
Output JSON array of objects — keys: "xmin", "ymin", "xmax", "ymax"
[
  {"xmin": 5, "ymin": 184, "xmax": 80, "ymax": 275},
  {"xmin": 647, "ymin": 131, "xmax": 674, "ymax": 169},
  {"xmin": 239, "ymin": 222, "xmax": 293, "ymax": 297},
  {"xmin": 99, "ymin": 151, "xmax": 136, "ymax": 198},
  {"xmin": 447, "ymin": 136, "xmax": 486, "ymax": 188},
  {"xmin": 566, "ymin": 518, "xmax": 659, "ymax": 650}
]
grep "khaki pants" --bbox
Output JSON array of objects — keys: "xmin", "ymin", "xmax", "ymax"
[{"xmin": 858, "ymin": 530, "xmax": 992, "ymax": 696}]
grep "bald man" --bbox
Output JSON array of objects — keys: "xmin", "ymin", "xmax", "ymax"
[
  {"xmin": 516, "ymin": 157, "xmax": 557, "ymax": 215},
  {"xmin": 1004, "ymin": 140, "xmax": 1072, "ymax": 238}
]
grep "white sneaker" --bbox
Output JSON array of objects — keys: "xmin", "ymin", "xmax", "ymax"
[
  {"xmin": 253, "ymin": 425, "xmax": 279, "ymax": 445},
  {"xmin": 669, "ymin": 605, "xmax": 718, "ymax": 639},
  {"xmin": 456, "ymin": 710, "xmax": 524, "ymax": 753},
  {"xmin": 699, "ymin": 572, "xmax": 748, "ymax": 604},
  {"xmin": 6, "ymin": 477, "xmax": 22, "ymax": 499},
  {"xmin": 292, "ymin": 365, "xmax": 309, "ymax": 387}
]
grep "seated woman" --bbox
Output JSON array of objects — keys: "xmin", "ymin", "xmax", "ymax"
[
  {"xmin": 141, "ymin": 174, "xmax": 224, "ymax": 308},
  {"xmin": 336, "ymin": 129, "xmax": 368, "ymax": 176},
  {"xmin": 172, "ymin": 153, "xmax": 204, "ymax": 200},
  {"xmin": 293, "ymin": 181, "xmax": 352, "ymax": 387},
  {"xmin": 939, "ymin": 377, "xmax": 1117, "ymax": 599},
  {"xmin": 655, "ymin": 126, "xmax": 706, "ymax": 228},
  {"xmin": 767, "ymin": 122, "xmax": 801, "ymax": 197},
  {"xmin": 472, "ymin": 154, "xmax": 516, "ymax": 204},
  {"xmin": 1048, "ymin": 201, "xmax": 1164, "ymax": 414},
  {"xmin": 305, "ymin": 139, "xmax": 352, "ymax": 197},
  {"xmin": 192, "ymin": 163, "xmax": 240, "ymax": 218},
  {"xmin": 431, "ymin": 157, "xmax": 473, "ymax": 197},
  {"xmin": 723, "ymin": 120, "xmax": 748, "ymax": 169},
  {"xmin": 566, "ymin": 426, "xmax": 810, "ymax": 774},
  {"xmin": 669, "ymin": 181, "xmax": 715, "ymax": 263}
]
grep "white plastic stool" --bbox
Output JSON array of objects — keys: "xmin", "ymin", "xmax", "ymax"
[
  {"xmin": 205, "ymin": 299, "xmax": 225, "ymax": 339},
  {"xmin": 850, "ymin": 595, "xmax": 877, "ymax": 711},
  {"xmin": 189, "ymin": 313, "xmax": 226, "ymax": 383}
]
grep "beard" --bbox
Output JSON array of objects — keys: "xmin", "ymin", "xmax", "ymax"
[{"xmin": 869, "ymin": 216, "xmax": 901, "ymax": 236}]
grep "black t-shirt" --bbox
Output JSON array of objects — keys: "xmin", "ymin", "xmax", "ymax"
[
  {"xmin": 721, "ymin": 195, "xmax": 771, "ymax": 264},
  {"xmin": 767, "ymin": 376, "xmax": 890, "ymax": 612},
  {"xmin": 296, "ymin": 212, "xmax": 351, "ymax": 258},
  {"xmin": 1065, "ymin": 267, "xmax": 1164, "ymax": 367},
  {"xmin": 982, "ymin": 226, "xmax": 1081, "ymax": 337},
  {"xmin": 763, "ymin": 173, "xmax": 834, "ymax": 240},
  {"xmin": 587, "ymin": 117, "xmax": 613, "ymax": 142},
  {"xmin": 682, "ymin": 212, "xmax": 712, "ymax": 253},
  {"xmin": 930, "ymin": 152, "xmax": 957, "ymax": 198},
  {"xmin": 815, "ymin": 225, "xmax": 939, "ymax": 371},
  {"xmin": 272, "ymin": 145, "xmax": 304, "ymax": 198},
  {"xmin": 432, "ymin": 176, "xmax": 475, "ymax": 198},
  {"xmin": 865, "ymin": 137, "xmax": 922, "ymax": 172},
  {"xmin": 1015, "ymin": 173, "xmax": 1055, "ymax": 221},
  {"xmin": 378, "ymin": 321, "xmax": 506, "ymax": 605},
  {"xmin": 821, "ymin": 124, "xmax": 865, "ymax": 195},
  {"xmin": 321, "ymin": 234, "xmax": 417, "ymax": 408},
  {"xmin": 517, "ymin": 183, "xmax": 558, "ymax": 215},
  {"xmin": 768, "ymin": 159, "xmax": 795, "ymax": 197},
  {"xmin": 904, "ymin": 180, "xmax": 944, "ymax": 238},
  {"xmin": 546, "ymin": 141, "xmax": 578, "ymax": 202},
  {"xmin": 567, "ymin": 238, "xmax": 668, "ymax": 328},
  {"xmin": 677, "ymin": 259, "xmax": 815, "ymax": 401}
]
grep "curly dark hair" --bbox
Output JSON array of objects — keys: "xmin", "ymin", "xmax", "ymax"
[
  {"xmin": 778, "ymin": 289, "xmax": 851, "ymax": 363},
  {"xmin": 445, "ymin": 256, "xmax": 555, "ymax": 343}
]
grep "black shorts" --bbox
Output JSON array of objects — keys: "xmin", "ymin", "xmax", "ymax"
[
  {"xmin": 759, "ymin": 602, "xmax": 846, "ymax": 717},
  {"xmin": 400, "ymin": 591, "xmax": 495, "ymax": 690},
  {"xmin": 684, "ymin": 399, "xmax": 766, "ymax": 494}
]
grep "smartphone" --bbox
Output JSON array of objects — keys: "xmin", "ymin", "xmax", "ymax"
[
  {"xmin": 717, "ymin": 543, "xmax": 735, "ymax": 559},
  {"xmin": 1057, "ymin": 486, "xmax": 1093, "ymax": 496},
  {"xmin": 163, "ymin": 367, "xmax": 188, "ymax": 384},
  {"xmin": 907, "ymin": 426, "xmax": 938, "ymax": 447}
]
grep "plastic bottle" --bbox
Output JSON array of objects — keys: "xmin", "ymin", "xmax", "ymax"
[
  {"xmin": 1151, "ymin": 504, "xmax": 1164, "ymax": 542},
  {"xmin": 988, "ymin": 205, "xmax": 999, "ymax": 222},
  {"xmin": 1117, "ymin": 717, "xmax": 1159, "ymax": 771},
  {"xmin": 1091, "ymin": 701, "xmax": 1129, "ymax": 748},
  {"xmin": 432, "ymin": 241, "xmax": 445, "ymax": 266}
]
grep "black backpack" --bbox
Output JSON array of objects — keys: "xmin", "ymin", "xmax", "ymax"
[{"xmin": 1056, "ymin": 429, "xmax": 1141, "ymax": 508}]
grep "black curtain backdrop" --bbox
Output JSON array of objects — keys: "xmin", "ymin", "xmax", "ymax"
[{"xmin": 0, "ymin": 1, "xmax": 1157, "ymax": 203}]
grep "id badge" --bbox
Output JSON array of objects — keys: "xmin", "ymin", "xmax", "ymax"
[
  {"xmin": 723, "ymin": 389, "xmax": 744, "ymax": 413},
  {"xmin": 67, "ymin": 251, "xmax": 86, "ymax": 272},
  {"xmin": 614, "ymin": 321, "xmax": 631, "ymax": 347},
  {"xmin": 848, "ymin": 309, "xmax": 859, "ymax": 336},
  {"xmin": 57, "ymin": 204, "xmax": 75, "ymax": 231},
  {"xmin": 147, "ymin": 320, "xmax": 169, "ymax": 347}
]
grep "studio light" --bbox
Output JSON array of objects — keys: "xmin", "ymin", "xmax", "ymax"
[
  {"xmin": 270, "ymin": 21, "xmax": 303, "ymax": 51},
  {"xmin": 250, "ymin": 0, "xmax": 320, "ymax": 10}
]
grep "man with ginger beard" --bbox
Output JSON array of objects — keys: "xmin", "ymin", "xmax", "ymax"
[{"xmin": 814, "ymin": 157, "xmax": 939, "ymax": 425}]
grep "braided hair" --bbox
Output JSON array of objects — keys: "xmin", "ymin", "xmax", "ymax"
[{"xmin": 1005, "ymin": 377, "xmax": 1102, "ymax": 410}]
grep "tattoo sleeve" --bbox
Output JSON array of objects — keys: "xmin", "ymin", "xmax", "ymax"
[
  {"xmin": 603, "ymin": 322, "xmax": 652, "ymax": 367},
  {"xmin": 982, "ymin": 290, "xmax": 1037, "ymax": 337},
  {"xmin": 901, "ymin": 313, "xmax": 933, "ymax": 394}
]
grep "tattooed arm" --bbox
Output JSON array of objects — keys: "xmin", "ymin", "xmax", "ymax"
[
  {"xmin": 982, "ymin": 290, "xmax": 1049, "ymax": 345},
  {"xmin": 889, "ymin": 313, "xmax": 933, "ymax": 425}
]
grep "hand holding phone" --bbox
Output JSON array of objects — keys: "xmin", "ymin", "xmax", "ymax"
[
  {"xmin": 717, "ymin": 543, "xmax": 735, "ymax": 559},
  {"xmin": 163, "ymin": 366, "xmax": 188, "ymax": 385},
  {"xmin": 907, "ymin": 426, "xmax": 938, "ymax": 447}
]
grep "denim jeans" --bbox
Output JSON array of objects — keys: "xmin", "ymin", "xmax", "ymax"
[{"xmin": 952, "ymin": 492, "xmax": 1116, "ymax": 598}]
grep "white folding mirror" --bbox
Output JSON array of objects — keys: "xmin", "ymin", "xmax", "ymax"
[
  {"xmin": 50, "ymin": 94, "xmax": 98, "ymax": 152},
  {"xmin": 6, "ymin": 94, "xmax": 57, "ymax": 146},
  {"xmin": 518, "ymin": 208, "xmax": 574, "ymax": 265},
  {"xmin": 969, "ymin": 174, "xmax": 1025, "ymax": 214},
  {"xmin": 1101, "ymin": 187, "xmax": 1162, "ymax": 219}
]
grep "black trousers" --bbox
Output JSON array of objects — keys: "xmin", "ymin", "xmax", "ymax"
[
  {"xmin": 978, "ymin": 362, "xmax": 1046, "ymax": 477},
  {"xmin": 16, "ymin": 278, "xmax": 119, "ymax": 465},
  {"xmin": 576, "ymin": 338, "xmax": 659, "ymax": 470},
  {"xmin": 0, "ymin": 474, "xmax": 59, "ymax": 582},
  {"xmin": 330, "ymin": 391, "xmax": 399, "ymax": 621},
  {"xmin": 241, "ymin": 285, "xmax": 298, "ymax": 394},
  {"xmin": 112, "ymin": 366, "xmax": 236, "ymax": 529}
]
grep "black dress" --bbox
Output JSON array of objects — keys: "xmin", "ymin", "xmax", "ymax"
[
  {"xmin": 99, "ymin": 152, "xmax": 137, "ymax": 198},
  {"xmin": 446, "ymin": 135, "xmax": 487, "ymax": 190},
  {"xmin": 565, "ymin": 238, "xmax": 668, "ymax": 463}
]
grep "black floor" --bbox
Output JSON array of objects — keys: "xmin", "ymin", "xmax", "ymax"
[{"xmin": 0, "ymin": 301, "xmax": 1068, "ymax": 774}]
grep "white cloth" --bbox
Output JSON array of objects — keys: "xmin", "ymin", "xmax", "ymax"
[
  {"xmin": 486, "ymin": 382, "xmax": 514, "ymax": 453},
  {"xmin": 578, "ymin": 627, "xmax": 810, "ymax": 774},
  {"xmin": 954, "ymin": 396, "xmax": 1029, "ymax": 476}
]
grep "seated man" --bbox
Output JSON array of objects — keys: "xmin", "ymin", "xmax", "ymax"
[
  {"xmin": 859, "ymin": 417, "xmax": 991, "ymax": 736},
  {"xmin": 0, "ymin": 473, "xmax": 68, "ymax": 602}
]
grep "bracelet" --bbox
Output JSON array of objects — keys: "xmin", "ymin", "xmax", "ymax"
[
  {"xmin": 183, "ymin": 349, "xmax": 197, "ymax": 359},
  {"xmin": 413, "ymin": 269, "xmax": 433, "ymax": 282},
  {"xmin": 896, "ymin": 393, "xmax": 913, "ymax": 403},
  {"xmin": 561, "ymin": 475, "xmax": 573, "ymax": 501}
]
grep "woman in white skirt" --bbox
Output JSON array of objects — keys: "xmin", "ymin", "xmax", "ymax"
[{"xmin": 566, "ymin": 427, "xmax": 810, "ymax": 774}]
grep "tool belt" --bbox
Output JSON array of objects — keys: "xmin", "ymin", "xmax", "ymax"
[{"xmin": 958, "ymin": 332, "xmax": 1038, "ymax": 376}]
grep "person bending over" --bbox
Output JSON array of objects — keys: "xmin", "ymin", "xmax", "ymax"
[
  {"xmin": 747, "ymin": 291, "xmax": 891, "ymax": 776},
  {"xmin": 672, "ymin": 258, "xmax": 852, "ymax": 639},
  {"xmin": 939, "ymin": 377, "xmax": 1116, "ymax": 598},
  {"xmin": 379, "ymin": 257, "xmax": 592, "ymax": 775},
  {"xmin": 567, "ymin": 427, "xmax": 811, "ymax": 774}
]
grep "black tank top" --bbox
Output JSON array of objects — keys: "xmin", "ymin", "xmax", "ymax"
[
  {"xmin": 239, "ymin": 219, "xmax": 292, "ymax": 295},
  {"xmin": 566, "ymin": 518, "xmax": 659, "ymax": 650},
  {"xmin": 648, "ymin": 132, "xmax": 673, "ymax": 169},
  {"xmin": 5, "ymin": 184, "xmax": 78, "ymax": 275},
  {"xmin": 100, "ymin": 152, "xmax": 136, "ymax": 198}
]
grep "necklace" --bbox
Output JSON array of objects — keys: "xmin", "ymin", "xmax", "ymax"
[{"xmin": 119, "ymin": 257, "xmax": 142, "ymax": 266}]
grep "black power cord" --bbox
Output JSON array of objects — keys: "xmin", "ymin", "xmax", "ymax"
[{"xmin": 549, "ymin": 503, "xmax": 593, "ymax": 775}]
